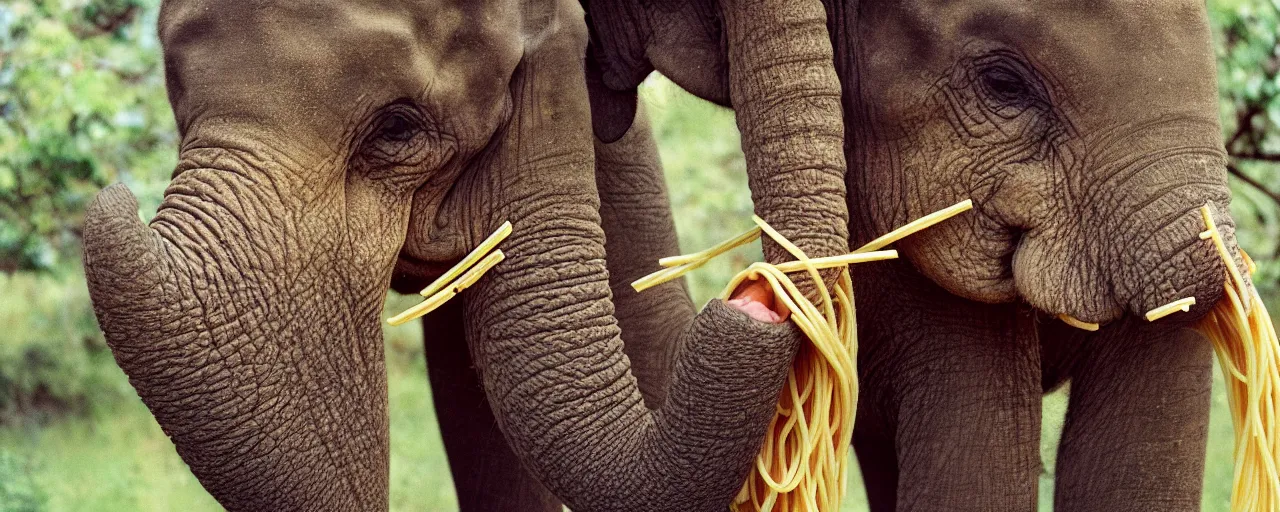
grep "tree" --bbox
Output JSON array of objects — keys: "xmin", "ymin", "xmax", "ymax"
[
  {"xmin": 1212, "ymin": 0, "xmax": 1280, "ymax": 304},
  {"xmin": 0, "ymin": 0, "xmax": 173, "ymax": 273}
]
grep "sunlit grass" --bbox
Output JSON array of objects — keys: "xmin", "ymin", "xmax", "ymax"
[
  {"xmin": 0, "ymin": 397, "xmax": 220, "ymax": 511},
  {"xmin": 0, "ymin": 294, "xmax": 459, "ymax": 512}
]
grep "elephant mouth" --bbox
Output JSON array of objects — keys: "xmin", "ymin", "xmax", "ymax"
[
  {"xmin": 390, "ymin": 253, "xmax": 460, "ymax": 294},
  {"xmin": 1008, "ymin": 201, "xmax": 1233, "ymax": 329}
]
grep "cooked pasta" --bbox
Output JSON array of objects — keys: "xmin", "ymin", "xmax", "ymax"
[
  {"xmin": 387, "ymin": 221, "xmax": 511, "ymax": 326},
  {"xmin": 634, "ymin": 201, "xmax": 973, "ymax": 512},
  {"xmin": 1145, "ymin": 297, "xmax": 1197, "ymax": 322},
  {"xmin": 1057, "ymin": 314, "xmax": 1100, "ymax": 332},
  {"xmin": 1192, "ymin": 204, "xmax": 1280, "ymax": 512}
]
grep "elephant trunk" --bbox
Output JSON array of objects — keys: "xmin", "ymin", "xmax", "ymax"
[
  {"xmin": 1105, "ymin": 155, "xmax": 1250, "ymax": 320},
  {"xmin": 1014, "ymin": 149, "xmax": 1249, "ymax": 325},
  {"xmin": 83, "ymin": 160, "xmax": 391, "ymax": 510},
  {"xmin": 456, "ymin": 8, "xmax": 801, "ymax": 510},
  {"xmin": 721, "ymin": 0, "xmax": 850, "ymax": 285}
]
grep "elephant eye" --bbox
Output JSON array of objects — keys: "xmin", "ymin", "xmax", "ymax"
[
  {"xmin": 376, "ymin": 113, "xmax": 418, "ymax": 143},
  {"xmin": 980, "ymin": 67, "xmax": 1030, "ymax": 102},
  {"xmin": 977, "ymin": 65, "xmax": 1038, "ymax": 109},
  {"xmin": 357, "ymin": 102, "xmax": 436, "ymax": 168},
  {"xmin": 969, "ymin": 51, "xmax": 1049, "ymax": 116}
]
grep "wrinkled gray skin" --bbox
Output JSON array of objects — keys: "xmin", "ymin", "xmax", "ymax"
[
  {"xmin": 581, "ymin": 0, "xmax": 1252, "ymax": 511},
  {"xmin": 81, "ymin": 0, "xmax": 853, "ymax": 511}
]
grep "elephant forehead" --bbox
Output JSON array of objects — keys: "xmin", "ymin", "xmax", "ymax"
[
  {"xmin": 862, "ymin": 0, "xmax": 1217, "ymax": 126},
  {"xmin": 158, "ymin": 0, "xmax": 534, "ymax": 146},
  {"xmin": 961, "ymin": 0, "xmax": 1216, "ymax": 105}
]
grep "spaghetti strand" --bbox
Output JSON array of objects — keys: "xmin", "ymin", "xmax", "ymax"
[{"xmin": 634, "ymin": 201, "xmax": 972, "ymax": 511}]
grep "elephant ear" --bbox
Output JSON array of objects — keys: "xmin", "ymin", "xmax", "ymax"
[
  {"xmin": 585, "ymin": 46, "xmax": 638, "ymax": 144},
  {"xmin": 581, "ymin": 0, "xmax": 730, "ymax": 106},
  {"xmin": 583, "ymin": 0, "xmax": 849, "ymax": 293}
]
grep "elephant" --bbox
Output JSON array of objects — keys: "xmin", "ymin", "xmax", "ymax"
[
  {"xmin": 579, "ymin": 0, "xmax": 1252, "ymax": 511},
  {"xmin": 80, "ymin": 0, "xmax": 856, "ymax": 510}
]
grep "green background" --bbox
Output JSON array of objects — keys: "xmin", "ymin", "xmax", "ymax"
[{"xmin": 2, "ymin": 0, "xmax": 1280, "ymax": 510}]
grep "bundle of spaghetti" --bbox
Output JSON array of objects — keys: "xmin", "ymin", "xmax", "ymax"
[
  {"xmin": 633, "ymin": 200, "xmax": 972, "ymax": 512},
  {"xmin": 1194, "ymin": 205, "xmax": 1280, "ymax": 512},
  {"xmin": 387, "ymin": 221, "xmax": 512, "ymax": 326}
]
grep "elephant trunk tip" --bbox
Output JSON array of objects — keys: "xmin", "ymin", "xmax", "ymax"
[
  {"xmin": 84, "ymin": 184, "xmax": 154, "ymax": 271},
  {"xmin": 1119, "ymin": 204, "xmax": 1248, "ymax": 327},
  {"xmin": 726, "ymin": 278, "xmax": 789, "ymax": 323},
  {"xmin": 83, "ymin": 184, "xmax": 175, "ymax": 334}
]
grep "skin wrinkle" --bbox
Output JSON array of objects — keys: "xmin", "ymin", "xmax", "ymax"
[
  {"xmin": 800, "ymin": 1, "xmax": 1242, "ymax": 510},
  {"xmin": 452, "ymin": 24, "xmax": 813, "ymax": 504},
  {"xmin": 568, "ymin": 0, "xmax": 1249, "ymax": 509}
]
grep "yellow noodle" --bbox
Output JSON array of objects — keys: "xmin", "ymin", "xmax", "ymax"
[
  {"xmin": 634, "ymin": 249, "xmax": 899, "ymax": 293},
  {"xmin": 659, "ymin": 227, "xmax": 763, "ymax": 268},
  {"xmin": 1057, "ymin": 314, "xmax": 1100, "ymax": 331},
  {"xmin": 773, "ymin": 250, "xmax": 899, "ymax": 273},
  {"xmin": 420, "ymin": 221, "xmax": 512, "ymax": 297},
  {"xmin": 388, "ymin": 222, "xmax": 512, "ymax": 325},
  {"xmin": 635, "ymin": 201, "xmax": 971, "ymax": 511},
  {"xmin": 1144, "ymin": 297, "xmax": 1197, "ymax": 322},
  {"xmin": 388, "ymin": 250, "xmax": 505, "ymax": 326},
  {"xmin": 854, "ymin": 200, "xmax": 973, "ymax": 252},
  {"xmin": 1193, "ymin": 204, "xmax": 1280, "ymax": 512}
]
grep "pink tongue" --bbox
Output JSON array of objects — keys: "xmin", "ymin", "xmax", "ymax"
[{"xmin": 727, "ymin": 298, "xmax": 784, "ymax": 323}]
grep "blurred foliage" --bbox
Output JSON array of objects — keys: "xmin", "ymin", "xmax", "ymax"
[
  {"xmin": 0, "ymin": 0, "xmax": 1275, "ymax": 510},
  {"xmin": 0, "ymin": 0, "xmax": 173, "ymax": 273},
  {"xmin": 0, "ymin": 450, "xmax": 46, "ymax": 512},
  {"xmin": 0, "ymin": 270, "xmax": 129, "ymax": 425},
  {"xmin": 1212, "ymin": 0, "xmax": 1280, "ymax": 306}
]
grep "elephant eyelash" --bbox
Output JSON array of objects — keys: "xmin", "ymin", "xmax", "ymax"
[
  {"xmin": 355, "ymin": 102, "xmax": 436, "ymax": 168},
  {"xmin": 970, "ymin": 52, "xmax": 1050, "ymax": 113}
]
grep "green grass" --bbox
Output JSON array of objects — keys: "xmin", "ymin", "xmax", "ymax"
[
  {"xmin": 0, "ymin": 397, "xmax": 220, "ymax": 511},
  {"xmin": 0, "ymin": 292, "xmax": 459, "ymax": 512},
  {"xmin": 0, "ymin": 331, "xmax": 1234, "ymax": 512},
  {"xmin": 0, "ymin": 75, "xmax": 1242, "ymax": 511}
]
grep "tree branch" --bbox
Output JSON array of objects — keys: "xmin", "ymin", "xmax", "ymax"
[
  {"xmin": 1228, "ymin": 161, "xmax": 1280, "ymax": 207},
  {"xmin": 1227, "ymin": 104, "xmax": 1262, "ymax": 152},
  {"xmin": 1232, "ymin": 151, "xmax": 1280, "ymax": 163}
]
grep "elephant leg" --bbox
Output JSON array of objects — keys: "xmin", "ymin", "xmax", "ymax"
[
  {"xmin": 855, "ymin": 264, "xmax": 1041, "ymax": 512},
  {"xmin": 1051, "ymin": 322, "xmax": 1212, "ymax": 512},
  {"xmin": 422, "ymin": 300, "xmax": 562, "ymax": 512},
  {"xmin": 852, "ymin": 418, "xmax": 898, "ymax": 512}
]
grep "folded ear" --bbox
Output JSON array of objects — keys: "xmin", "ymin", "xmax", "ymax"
[
  {"xmin": 582, "ymin": 0, "xmax": 730, "ymax": 105},
  {"xmin": 585, "ymin": 46, "xmax": 638, "ymax": 143}
]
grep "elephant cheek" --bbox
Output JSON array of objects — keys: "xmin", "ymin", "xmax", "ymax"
[{"xmin": 899, "ymin": 218, "xmax": 1021, "ymax": 306}]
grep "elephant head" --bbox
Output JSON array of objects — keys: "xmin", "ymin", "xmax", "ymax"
[
  {"xmin": 83, "ymin": 0, "xmax": 849, "ymax": 510},
  {"xmin": 838, "ymin": 0, "xmax": 1249, "ymax": 324}
]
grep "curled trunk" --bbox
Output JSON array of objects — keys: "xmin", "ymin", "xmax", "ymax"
[
  {"xmin": 450, "ymin": 6, "xmax": 802, "ymax": 510},
  {"xmin": 1013, "ymin": 152, "xmax": 1250, "ymax": 324},
  {"xmin": 83, "ymin": 165, "xmax": 392, "ymax": 510}
]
